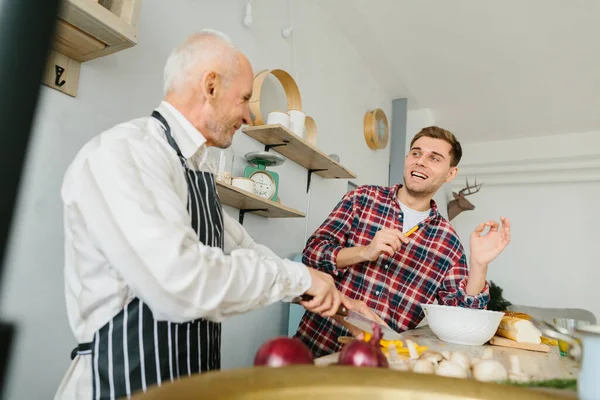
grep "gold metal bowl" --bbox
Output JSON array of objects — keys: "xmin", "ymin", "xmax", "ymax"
[{"xmin": 132, "ymin": 365, "xmax": 573, "ymax": 399}]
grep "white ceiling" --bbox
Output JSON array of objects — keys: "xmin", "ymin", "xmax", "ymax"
[{"xmin": 318, "ymin": 0, "xmax": 600, "ymax": 142}]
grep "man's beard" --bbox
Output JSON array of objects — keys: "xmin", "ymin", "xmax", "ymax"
[
  {"xmin": 207, "ymin": 119, "xmax": 233, "ymax": 149},
  {"xmin": 404, "ymin": 178, "xmax": 436, "ymax": 199}
]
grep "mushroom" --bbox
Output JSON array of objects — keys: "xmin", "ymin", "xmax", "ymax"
[
  {"xmin": 419, "ymin": 351, "xmax": 444, "ymax": 364},
  {"xmin": 469, "ymin": 347, "xmax": 493, "ymax": 369},
  {"xmin": 388, "ymin": 343, "xmax": 401, "ymax": 363},
  {"xmin": 387, "ymin": 343, "xmax": 413, "ymax": 371},
  {"xmin": 412, "ymin": 359, "xmax": 435, "ymax": 374},
  {"xmin": 507, "ymin": 355, "xmax": 529, "ymax": 383},
  {"xmin": 405, "ymin": 340, "xmax": 420, "ymax": 360},
  {"xmin": 471, "ymin": 359, "xmax": 508, "ymax": 382},
  {"xmin": 435, "ymin": 360, "xmax": 469, "ymax": 379},
  {"xmin": 389, "ymin": 359, "xmax": 412, "ymax": 371},
  {"xmin": 449, "ymin": 351, "xmax": 471, "ymax": 371}
]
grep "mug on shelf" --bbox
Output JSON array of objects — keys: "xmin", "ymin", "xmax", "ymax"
[
  {"xmin": 288, "ymin": 109, "xmax": 306, "ymax": 138},
  {"xmin": 266, "ymin": 111, "xmax": 290, "ymax": 129}
]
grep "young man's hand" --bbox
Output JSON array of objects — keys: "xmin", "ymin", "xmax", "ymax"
[
  {"xmin": 466, "ymin": 217, "xmax": 511, "ymax": 296},
  {"xmin": 469, "ymin": 217, "xmax": 511, "ymax": 269},
  {"xmin": 360, "ymin": 228, "xmax": 410, "ymax": 261}
]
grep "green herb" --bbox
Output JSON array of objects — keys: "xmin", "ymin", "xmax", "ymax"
[
  {"xmin": 505, "ymin": 378, "xmax": 577, "ymax": 391},
  {"xmin": 487, "ymin": 281, "xmax": 512, "ymax": 312}
]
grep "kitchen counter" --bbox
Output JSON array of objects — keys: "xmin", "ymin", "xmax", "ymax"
[{"xmin": 315, "ymin": 325, "xmax": 580, "ymax": 382}]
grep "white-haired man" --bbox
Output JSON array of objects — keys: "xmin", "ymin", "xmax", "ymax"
[{"xmin": 55, "ymin": 30, "xmax": 380, "ymax": 399}]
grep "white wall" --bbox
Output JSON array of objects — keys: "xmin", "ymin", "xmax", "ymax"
[
  {"xmin": 406, "ymin": 108, "xmax": 436, "ymax": 148},
  {"xmin": 0, "ymin": 1, "xmax": 392, "ymax": 398},
  {"xmin": 449, "ymin": 131, "xmax": 600, "ymax": 322}
]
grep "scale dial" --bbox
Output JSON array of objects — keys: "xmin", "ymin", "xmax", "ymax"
[{"xmin": 250, "ymin": 171, "xmax": 276, "ymax": 199}]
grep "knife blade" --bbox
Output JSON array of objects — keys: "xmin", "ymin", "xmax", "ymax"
[
  {"xmin": 343, "ymin": 310, "xmax": 402, "ymax": 340},
  {"xmin": 290, "ymin": 294, "xmax": 402, "ymax": 340}
]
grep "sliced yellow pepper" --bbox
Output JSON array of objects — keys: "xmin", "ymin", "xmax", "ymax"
[
  {"xmin": 362, "ymin": 331, "xmax": 428, "ymax": 356},
  {"xmin": 382, "ymin": 345, "xmax": 429, "ymax": 357},
  {"xmin": 363, "ymin": 332, "xmax": 404, "ymax": 349}
]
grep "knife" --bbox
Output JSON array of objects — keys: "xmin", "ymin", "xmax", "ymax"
[{"xmin": 291, "ymin": 294, "xmax": 402, "ymax": 340}]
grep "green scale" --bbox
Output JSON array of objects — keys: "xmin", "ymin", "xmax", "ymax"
[{"xmin": 243, "ymin": 151, "xmax": 286, "ymax": 202}]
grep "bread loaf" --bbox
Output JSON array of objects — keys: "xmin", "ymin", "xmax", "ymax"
[{"xmin": 496, "ymin": 316, "xmax": 542, "ymax": 344}]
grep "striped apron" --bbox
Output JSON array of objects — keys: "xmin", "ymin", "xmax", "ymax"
[{"xmin": 70, "ymin": 110, "xmax": 225, "ymax": 399}]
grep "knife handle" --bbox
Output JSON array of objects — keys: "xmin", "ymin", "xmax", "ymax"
[{"xmin": 292, "ymin": 294, "xmax": 349, "ymax": 316}]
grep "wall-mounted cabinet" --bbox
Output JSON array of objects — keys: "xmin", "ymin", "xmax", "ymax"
[{"xmin": 42, "ymin": 0, "xmax": 141, "ymax": 97}]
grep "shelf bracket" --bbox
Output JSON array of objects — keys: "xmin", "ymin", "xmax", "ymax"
[
  {"xmin": 264, "ymin": 142, "xmax": 289, "ymax": 152},
  {"xmin": 239, "ymin": 208, "xmax": 269, "ymax": 225},
  {"xmin": 307, "ymin": 169, "xmax": 328, "ymax": 193}
]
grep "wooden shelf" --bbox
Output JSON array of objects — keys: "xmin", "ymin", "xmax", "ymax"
[
  {"xmin": 216, "ymin": 181, "xmax": 305, "ymax": 224},
  {"xmin": 242, "ymin": 125, "xmax": 357, "ymax": 180},
  {"xmin": 56, "ymin": 0, "xmax": 140, "ymax": 62},
  {"xmin": 43, "ymin": 0, "xmax": 141, "ymax": 96}
]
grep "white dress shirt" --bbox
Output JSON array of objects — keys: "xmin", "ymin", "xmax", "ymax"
[{"xmin": 54, "ymin": 101, "xmax": 311, "ymax": 399}]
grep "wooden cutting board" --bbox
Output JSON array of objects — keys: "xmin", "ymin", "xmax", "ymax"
[{"xmin": 489, "ymin": 336, "xmax": 550, "ymax": 353}]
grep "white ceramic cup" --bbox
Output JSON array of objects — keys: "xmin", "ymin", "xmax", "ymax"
[
  {"xmin": 266, "ymin": 111, "xmax": 290, "ymax": 129},
  {"xmin": 231, "ymin": 177, "xmax": 254, "ymax": 193},
  {"xmin": 288, "ymin": 109, "xmax": 306, "ymax": 138},
  {"xmin": 577, "ymin": 325, "xmax": 600, "ymax": 400}
]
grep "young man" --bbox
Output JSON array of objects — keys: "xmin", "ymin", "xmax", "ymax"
[{"xmin": 295, "ymin": 126, "xmax": 511, "ymax": 357}]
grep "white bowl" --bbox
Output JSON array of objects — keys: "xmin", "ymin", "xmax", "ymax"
[{"xmin": 421, "ymin": 304, "xmax": 504, "ymax": 346}]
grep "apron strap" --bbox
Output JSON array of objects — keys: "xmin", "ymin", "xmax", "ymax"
[
  {"xmin": 151, "ymin": 110, "xmax": 184, "ymax": 158},
  {"xmin": 70, "ymin": 341, "xmax": 93, "ymax": 360}
]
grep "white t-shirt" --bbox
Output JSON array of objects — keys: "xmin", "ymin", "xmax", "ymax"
[{"xmin": 399, "ymin": 201, "xmax": 431, "ymax": 233}]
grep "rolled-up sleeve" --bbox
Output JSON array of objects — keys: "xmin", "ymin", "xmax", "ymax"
[
  {"xmin": 437, "ymin": 253, "xmax": 490, "ymax": 309},
  {"xmin": 302, "ymin": 191, "xmax": 355, "ymax": 275},
  {"xmin": 71, "ymin": 137, "xmax": 311, "ymax": 323}
]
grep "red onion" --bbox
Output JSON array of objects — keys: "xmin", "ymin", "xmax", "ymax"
[
  {"xmin": 338, "ymin": 323, "xmax": 388, "ymax": 368},
  {"xmin": 253, "ymin": 337, "xmax": 314, "ymax": 367}
]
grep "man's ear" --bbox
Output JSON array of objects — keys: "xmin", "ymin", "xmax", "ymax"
[
  {"xmin": 445, "ymin": 166, "xmax": 458, "ymax": 183},
  {"xmin": 203, "ymin": 71, "xmax": 218, "ymax": 99}
]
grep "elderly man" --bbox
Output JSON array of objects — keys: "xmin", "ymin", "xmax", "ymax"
[{"xmin": 54, "ymin": 30, "xmax": 377, "ymax": 399}]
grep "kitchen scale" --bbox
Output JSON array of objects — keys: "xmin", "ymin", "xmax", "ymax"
[{"xmin": 244, "ymin": 151, "xmax": 286, "ymax": 202}]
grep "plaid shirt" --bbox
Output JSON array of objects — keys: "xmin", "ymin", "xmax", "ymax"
[{"xmin": 294, "ymin": 184, "xmax": 490, "ymax": 358}]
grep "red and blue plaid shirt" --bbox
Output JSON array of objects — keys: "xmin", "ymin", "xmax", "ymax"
[{"xmin": 294, "ymin": 184, "xmax": 490, "ymax": 358}]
